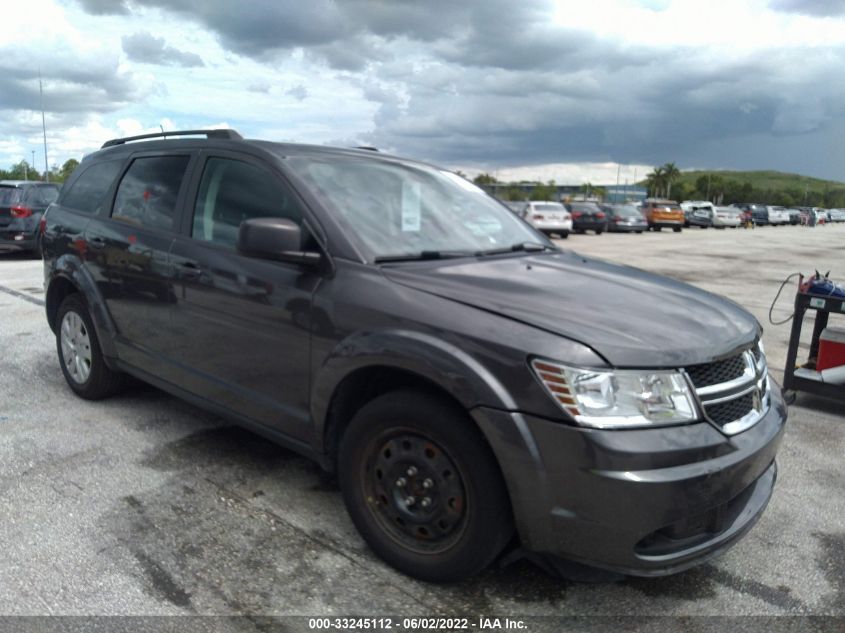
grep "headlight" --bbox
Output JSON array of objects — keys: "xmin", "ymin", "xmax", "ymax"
[{"xmin": 531, "ymin": 359, "xmax": 699, "ymax": 428}]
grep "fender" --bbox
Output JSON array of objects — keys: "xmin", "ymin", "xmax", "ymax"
[
  {"xmin": 47, "ymin": 253, "xmax": 119, "ymax": 361},
  {"xmin": 310, "ymin": 328, "xmax": 519, "ymax": 453}
]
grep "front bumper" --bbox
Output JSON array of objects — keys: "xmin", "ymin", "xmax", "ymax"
[
  {"xmin": 573, "ymin": 221, "xmax": 607, "ymax": 232},
  {"xmin": 473, "ymin": 381, "xmax": 786, "ymax": 576}
]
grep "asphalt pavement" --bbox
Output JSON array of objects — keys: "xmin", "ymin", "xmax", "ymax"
[{"xmin": 0, "ymin": 224, "xmax": 842, "ymax": 630}]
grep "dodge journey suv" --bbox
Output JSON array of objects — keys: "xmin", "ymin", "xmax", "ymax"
[{"xmin": 42, "ymin": 130, "xmax": 786, "ymax": 582}]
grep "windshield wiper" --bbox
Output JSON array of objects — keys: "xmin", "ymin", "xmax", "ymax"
[
  {"xmin": 373, "ymin": 250, "xmax": 475, "ymax": 263},
  {"xmin": 474, "ymin": 242, "xmax": 557, "ymax": 257}
]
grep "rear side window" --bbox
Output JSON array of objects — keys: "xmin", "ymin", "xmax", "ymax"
[
  {"xmin": 0, "ymin": 187, "xmax": 22, "ymax": 206},
  {"xmin": 112, "ymin": 156, "xmax": 190, "ymax": 231},
  {"xmin": 61, "ymin": 160, "xmax": 123, "ymax": 214},
  {"xmin": 192, "ymin": 157, "xmax": 304, "ymax": 248}
]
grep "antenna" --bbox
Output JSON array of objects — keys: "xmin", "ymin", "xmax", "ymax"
[{"xmin": 39, "ymin": 68, "xmax": 49, "ymax": 182}]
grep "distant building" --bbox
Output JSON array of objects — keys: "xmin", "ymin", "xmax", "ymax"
[{"xmin": 479, "ymin": 182, "xmax": 647, "ymax": 203}]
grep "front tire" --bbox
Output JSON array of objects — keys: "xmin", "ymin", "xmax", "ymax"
[
  {"xmin": 673, "ymin": 227, "xmax": 682, "ymax": 232},
  {"xmin": 56, "ymin": 294, "xmax": 124, "ymax": 399},
  {"xmin": 338, "ymin": 390, "xmax": 514, "ymax": 582}
]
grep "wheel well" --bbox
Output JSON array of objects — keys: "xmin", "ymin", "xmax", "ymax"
[
  {"xmin": 46, "ymin": 277, "xmax": 80, "ymax": 333},
  {"xmin": 323, "ymin": 366, "xmax": 468, "ymax": 472}
]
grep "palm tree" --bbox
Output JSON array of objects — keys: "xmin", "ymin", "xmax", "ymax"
[
  {"xmin": 662, "ymin": 162, "xmax": 681, "ymax": 199},
  {"xmin": 645, "ymin": 167, "xmax": 667, "ymax": 197}
]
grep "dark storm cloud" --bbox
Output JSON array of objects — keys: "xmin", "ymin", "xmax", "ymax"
[
  {"xmin": 121, "ymin": 0, "xmax": 350, "ymax": 58},
  {"xmin": 80, "ymin": 0, "xmax": 547, "ymax": 67},
  {"xmin": 74, "ymin": 0, "xmax": 845, "ymax": 179},
  {"xmin": 770, "ymin": 0, "xmax": 845, "ymax": 15},
  {"xmin": 122, "ymin": 31, "xmax": 205, "ymax": 67}
]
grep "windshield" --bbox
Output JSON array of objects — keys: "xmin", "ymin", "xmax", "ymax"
[
  {"xmin": 286, "ymin": 155, "xmax": 544, "ymax": 260},
  {"xmin": 610, "ymin": 205, "xmax": 642, "ymax": 217},
  {"xmin": 533, "ymin": 203, "xmax": 564, "ymax": 211}
]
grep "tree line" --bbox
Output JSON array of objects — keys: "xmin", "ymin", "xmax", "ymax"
[
  {"xmin": 1, "ymin": 158, "xmax": 80, "ymax": 184},
  {"xmin": 472, "ymin": 163, "xmax": 845, "ymax": 208}
]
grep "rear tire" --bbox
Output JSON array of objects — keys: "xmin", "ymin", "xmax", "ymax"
[
  {"xmin": 56, "ymin": 294, "xmax": 124, "ymax": 400},
  {"xmin": 559, "ymin": 231, "xmax": 569, "ymax": 239},
  {"xmin": 673, "ymin": 227, "xmax": 682, "ymax": 233},
  {"xmin": 338, "ymin": 390, "xmax": 514, "ymax": 582}
]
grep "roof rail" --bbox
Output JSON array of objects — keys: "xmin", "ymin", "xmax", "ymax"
[
  {"xmin": 356, "ymin": 145, "xmax": 379, "ymax": 152},
  {"xmin": 101, "ymin": 128, "xmax": 243, "ymax": 149}
]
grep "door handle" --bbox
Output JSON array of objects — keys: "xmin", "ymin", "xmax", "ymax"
[
  {"xmin": 88, "ymin": 236, "xmax": 106, "ymax": 250},
  {"xmin": 177, "ymin": 262, "xmax": 202, "ymax": 279}
]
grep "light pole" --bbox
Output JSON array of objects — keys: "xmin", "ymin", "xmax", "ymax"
[
  {"xmin": 39, "ymin": 69, "xmax": 49, "ymax": 182},
  {"xmin": 31, "ymin": 150, "xmax": 35, "ymax": 180}
]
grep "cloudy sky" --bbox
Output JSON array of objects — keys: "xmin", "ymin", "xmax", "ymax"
[{"xmin": 2, "ymin": 0, "xmax": 845, "ymax": 184}]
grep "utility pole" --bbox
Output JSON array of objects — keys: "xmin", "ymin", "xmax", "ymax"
[
  {"xmin": 39, "ymin": 68, "xmax": 49, "ymax": 182},
  {"xmin": 23, "ymin": 158, "xmax": 28, "ymax": 181},
  {"xmin": 615, "ymin": 163, "xmax": 621, "ymax": 203},
  {"xmin": 31, "ymin": 150, "xmax": 36, "ymax": 180}
]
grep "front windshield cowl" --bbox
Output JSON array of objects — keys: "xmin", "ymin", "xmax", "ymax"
[{"xmin": 285, "ymin": 154, "xmax": 549, "ymax": 262}]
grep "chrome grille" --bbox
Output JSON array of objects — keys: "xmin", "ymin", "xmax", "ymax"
[
  {"xmin": 704, "ymin": 392, "xmax": 755, "ymax": 426},
  {"xmin": 686, "ymin": 355, "xmax": 747, "ymax": 388},
  {"xmin": 684, "ymin": 345, "xmax": 769, "ymax": 436}
]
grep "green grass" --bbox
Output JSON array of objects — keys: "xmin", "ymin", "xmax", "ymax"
[{"xmin": 672, "ymin": 170, "xmax": 845, "ymax": 193}]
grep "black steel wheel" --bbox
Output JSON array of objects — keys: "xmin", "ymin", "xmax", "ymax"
[
  {"xmin": 363, "ymin": 430, "xmax": 468, "ymax": 554},
  {"xmin": 338, "ymin": 390, "xmax": 513, "ymax": 582}
]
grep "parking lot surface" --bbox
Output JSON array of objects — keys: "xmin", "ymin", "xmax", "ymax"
[{"xmin": 0, "ymin": 225, "xmax": 843, "ymax": 626}]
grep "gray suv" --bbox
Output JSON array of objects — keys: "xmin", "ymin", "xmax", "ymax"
[{"xmin": 41, "ymin": 130, "xmax": 786, "ymax": 582}]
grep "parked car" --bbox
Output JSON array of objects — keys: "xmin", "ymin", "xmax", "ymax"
[
  {"xmin": 0, "ymin": 180, "xmax": 61, "ymax": 254},
  {"xmin": 797, "ymin": 207, "xmax": 818, "ymax": 226},
  {"xmin": 42, "ymin": 129, "xmax": 786, "ymax": 583},
  {"xmin": 731, "ymin": 203, "xmax": 769, "ymax": 226},
  {"xmin": 680, "ymin": 200, "xmax": 714, "ymax": 228},
  {"xmin": 641, "ymin": 198, "xmax": 684, "ymax": 232},
  {"xmin": 786, "ymin": 208, "xmax": 802, "ymax": 225},
  {"xmin": 565, "ymin": 201, "xmax": 607, "ymax": 234},
  {"xmin": 521, "ymin": 201, "xmax": 572, "ymax": 238},
  {"xmin": 764, "ymin": 206, "xmax": 791, "ymax": 226},
  {"xmin": 829, "ymin": 209, "xmax": 845, "ymax": 222},
  {"xmin": 601, "ymin": 203, "xmax": 647, "ymax": 233},
  {"xmin": 816, "ymin": 209, "xmax": 830, "ymax": 224},
  {"xmin": 711, "ymin": 206, "xmax": 742, "ymax": 228}
]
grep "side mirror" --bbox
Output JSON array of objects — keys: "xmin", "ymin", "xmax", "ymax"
[{"xmin": 237, "ymin": 217, "xmax": 321, "ymax": 266}]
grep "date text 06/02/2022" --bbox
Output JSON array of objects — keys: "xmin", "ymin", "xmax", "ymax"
[{"xmin": 307, "ymin": 617, "xmax": 527, "ymax": 630}]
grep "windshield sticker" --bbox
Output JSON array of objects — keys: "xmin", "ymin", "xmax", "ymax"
[{"xmin": 401, "ymin": 182, "xmax": 422, "ymax": 231}]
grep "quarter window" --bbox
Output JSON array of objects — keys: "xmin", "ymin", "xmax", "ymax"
[
  {"xmin": 112, "ymin": 156, "xmax": 190, "ymax": 230},
  {"xmin": 192, "ymin": 157, "xmax": 304, "ymax": 248},
  {"xmin": 60, "ymin": 160, "xmax": 123, "ymax": 214}
]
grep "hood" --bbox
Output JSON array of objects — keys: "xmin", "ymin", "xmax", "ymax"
[{"xmin": 383, "ymin": 251, "xmax": 759, "ymax": 367}]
